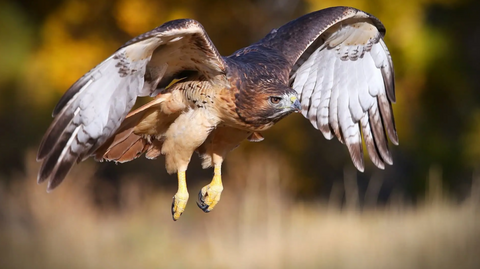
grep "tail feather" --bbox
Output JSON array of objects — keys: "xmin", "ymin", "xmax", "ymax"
[
  {"xmin": 103, "ymin": 133, "xmax": 146, "ymax": 162},
  {"xmin": 115, "ymin": 136, "xmax": 148, "ymax": 163},
  {"xmin": 95, "ymin": 110, "xmax": 149, "ymax": 163},
  {"xmin": 94, "ymin": 114, "xmax": 145, "ymax": 160},
  {"xmin": 95, "ymin": 96, "xmax": 174, "ymax": 163}
]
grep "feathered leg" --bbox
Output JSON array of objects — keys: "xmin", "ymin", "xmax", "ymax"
[{"xmin": 172, "ymin": 170, "xmax": 189, "ymax": 220}]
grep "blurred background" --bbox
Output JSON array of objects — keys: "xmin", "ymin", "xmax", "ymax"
[{"xmin": 1, "ymin": 0, "xmax": 479, "ymax": 268}]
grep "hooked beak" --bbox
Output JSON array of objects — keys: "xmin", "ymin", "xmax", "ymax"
[{"xmin": 290, "ymin": 96, "xmax": 301, "ymax": 112}]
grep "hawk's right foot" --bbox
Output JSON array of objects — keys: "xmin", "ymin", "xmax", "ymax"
[{"xmin": 197, "ymin": 165, "xmax": 223, "ymax": 213}]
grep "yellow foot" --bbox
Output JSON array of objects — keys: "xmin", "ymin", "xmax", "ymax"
[
  {"xmin": 171, "ymin": 171, "xmax": 189, "ymax": 221},
  {"xmin": 196, "ymin": 181, "xmax": 223, "ymax": 213},
  {"xmin": 172, "ymin": 191, "xmax": 189, "ymax": 221}
]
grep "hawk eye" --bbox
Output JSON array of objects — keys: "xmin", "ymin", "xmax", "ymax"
[{"xmin": 270, "ymin": 96, "xmax": 282, "ymax": 104}]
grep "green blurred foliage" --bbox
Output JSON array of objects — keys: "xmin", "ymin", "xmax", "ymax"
[{"xmin": 1, "ymin": 0, "xmax": 479, "ymax": 201}]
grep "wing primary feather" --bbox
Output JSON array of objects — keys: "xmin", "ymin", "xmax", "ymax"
[
  {"xmin": 37, "ymin": 106, "xmax": 81, "ymax": 182},
  {"xmin": 348, "ymin": 125, "xmax": 364, "ymax": 172},
  {"xmin": 292, "ymin": 49, "xmax": 317, "ymax": 98},
  {"xmin": 302, "ymin": 49, "xmax": 322, "ymax": 122},
  {"xmin": 38, "ymin": 130, "xmax": 73, "ymax": 183},
  {"xmin": 377, "ymin": 93, "xmax": 399, "ymax": 145},
  {"xmin": 379, "ymin": 40, "xmax": 395, "ymax": 102},
  {"xmin": 349, "ymin": 57, "xmax": 368, "ymax": 121},
  {"xmin": 47, "ymin": 126, "xmax": 82, "ymax": 191},
  {"xmin": 47, "ymin": 157, "xmax": 77, "ymax": 192},
  {"xmin": 37, "ymin": 107, "xmax": 77, "ymax": 161},
  {"xmin": 338, "ymin": 78, "xmax": 364, "ymax": 171},
  {"xmin": 381, "ymin": 66, "xmax": 395, "ymax": 103},
  {"xmin": 308, "ymin": 90, "xmax": 321, "ymax": 129},
  {"xmin": 52, "ymin": 77, "xmax": 94, "ymax": 117},
  {"xmin": 342, "ymin": 122, "xmax": 364, "ymax": 172},
  {"xmin": 369, "ymin": 102, "xmax": 392, "ymax": 165},
  {"xmin": 38, "ymin": 124, "xmax": 80, "ymax": 185},
  {"xmin": 329, "ymin": 56, "xmax": 343, "ymax": 143},
  {"xmin": 306, "ymin": 47, "xmax": 328, "ymax": 128},
  {"xmin": 360, "ymin": 113, "xmax": 384, "ymax": 169},
  {"xmin": 317, "ymin": 50, "xmax": 336, "ymax": 139}
]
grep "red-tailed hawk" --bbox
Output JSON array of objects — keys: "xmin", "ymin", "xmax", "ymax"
[{"xmin": 37, "ymin": 6, "xmax": 397, "ymax": 220}]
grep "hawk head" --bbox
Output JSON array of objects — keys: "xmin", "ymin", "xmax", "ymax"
[{"xmin": 235, "ymin": 85, "xmax": 300, "ymax": 128}]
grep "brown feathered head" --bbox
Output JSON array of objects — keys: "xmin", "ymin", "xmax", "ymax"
[
  {"xmin": 234, "ymin": 84, "xmax": 300, "ymax": 128},
  {"xmin": 226, "ymin": 45, "xmax": 300, "ymax": 129}
]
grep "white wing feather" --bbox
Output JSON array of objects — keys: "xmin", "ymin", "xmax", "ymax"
[{"xmin": 292, "ymin": 21, "xmax": 398, "ymax": 171}]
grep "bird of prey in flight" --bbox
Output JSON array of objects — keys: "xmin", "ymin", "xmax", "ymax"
[{"xmin": 37, "ymin": 6, "xmax": 397, "ymax": 220}]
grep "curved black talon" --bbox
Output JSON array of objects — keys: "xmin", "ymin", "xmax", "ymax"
[{"xmin": 196, "ymin": 189, "xmax": 210, "ymax": 213}]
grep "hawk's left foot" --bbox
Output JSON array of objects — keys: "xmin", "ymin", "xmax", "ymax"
[
  {"xmin": 196, "ymin": 165, "xmax": 223, "ymax": 212},
  {"xmin": 197, "ymin": 181, "xmax": 223, "ymax": 212}
]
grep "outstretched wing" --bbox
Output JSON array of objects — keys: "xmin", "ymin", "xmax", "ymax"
[
  {"xmin": 260, "ymin": 6, "xmax": 398, "ymax": 171},
  {"xmin": 37, "ymin": 19, "xmax": 226, "ymax": 191}
]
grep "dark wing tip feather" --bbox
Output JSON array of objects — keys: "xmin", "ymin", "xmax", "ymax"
[
  {"xmin": 46, "ymin": 158, "xmax": 77, "ymax": 192},
  {"xmin": 368, "ymin": 145, "xmax": 385, "ymax": 170},
  {"xmin": 380, "ymin": 40, "xmax": 396, "ymax": 103},
  {"xmin": 388, "ymin": 125, "xmax": 399, "ymax": 146},
  {"xmin": 37, "ymin": 131, "xmax": 72, "ymax": 184},
  {"xmin": 37, "ymin": 110, "xmax": 76, "ymax": 161},
  {"xmin": 360, "ymin": 116, "xmax": 385, "ymax": 170},
  {"xmin": 382, "ymin": 68, "xmax": 397, "ymax": 103},
  {"xmin": 365, "ymin": 140, "xmax": 386, "ymax": 170},
  {"xmin": 383, "ymin": 68, "xmax": 396, "ymax": 103},
  {"xmin": 369, "ymin": 108, "xmax": 393, "ymax": 165},
  {"xmin": 347, "ymin": 141, "xmax": 365, "ymax": 172},
  {"xmin": 38, "ymin": 106, "xmax": 85, "ymax": 190},
  {"xmin": 377, "ymin": 94, "xmax": 399, "ymax": 146}
]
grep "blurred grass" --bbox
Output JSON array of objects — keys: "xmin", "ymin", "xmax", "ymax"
[{"xmin": 0, "ymin": 151, "xmax": 479, "ymax": 269}]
